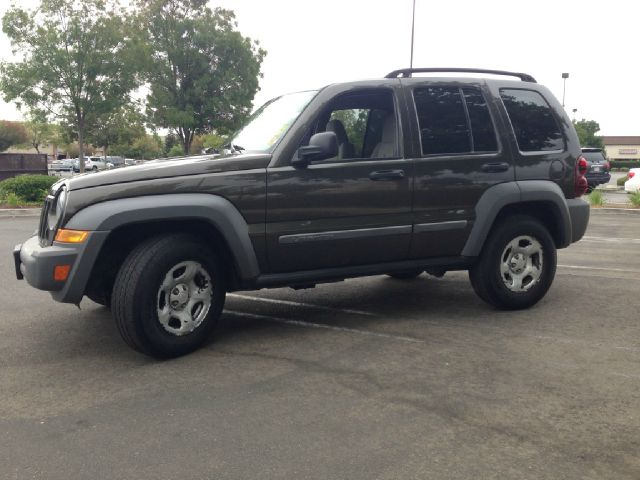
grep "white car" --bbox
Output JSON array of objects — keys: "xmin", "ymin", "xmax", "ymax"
[
  {"xmin": 624, "ymin": 168, "xmax": 640, "ymax": 193},
  {"xmin": 73, "ymin": 156, "xmax": 109, "ymax": 172}
]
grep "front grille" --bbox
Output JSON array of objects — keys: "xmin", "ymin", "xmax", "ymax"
[{"xmin": 38, "ymin": 195, "xmax": 53, "ymax": 245}]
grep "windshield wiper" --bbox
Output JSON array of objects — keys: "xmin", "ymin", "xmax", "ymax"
[{"xmin": 224, "ymin": 143, "xmax": 245, "ymax": 153}]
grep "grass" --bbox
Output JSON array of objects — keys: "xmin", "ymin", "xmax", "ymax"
[
  {"xmin": 587, "ymin": 190, "xmax": 605, "ymax": 207},
  {"xmin": 630, "ymin": 192, "xmax": 640, "ymax": 207}
]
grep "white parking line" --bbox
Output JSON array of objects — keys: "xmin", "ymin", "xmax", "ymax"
[
  {"xmin": 223, "ymin": 310, "xmax": 424, "ymax": 344},
  {"xmin": 558, "ymin": 264, "xmax": 640, "ymax": 274},
  {"xmin": 228, "ymin": 293, "xmax": 378, "ymax": 317},
  {"xmin": 582, "ymin": 236, "xmax": 640, "ymax": 245}
]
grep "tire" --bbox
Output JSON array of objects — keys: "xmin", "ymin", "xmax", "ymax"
[
  {"xmin": 468, "ymin": 216, "xmax": 556, "ymax": 310},
  {"xmin": 386, "ymin": 270, "xmax": 423, "ymax": 280},
  {"xmin": 92, "ymin": 166, "xmax": 98, "ymax": 172},
  {"xmin": 111, "ymin": 234, "xmax": 225, "ymax": 358}
]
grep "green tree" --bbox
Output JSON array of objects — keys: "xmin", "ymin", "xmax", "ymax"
[
  {"xmin": 24, "ymin": 115, "xmax": 54, "ymax": 154},
  {"xmin": 201, "ymin": 132, "xmax": 226, "ymax": 151},
  {"xmin": 138, "ymin": 0, "xmax": 266, "ymax": 154},
  {"xmin": 573, "ymin": 119, "xmax": 603, "ymax": 148},
  {"xmin": 88, "ymin": 105, "xmax": 146, "ymax": 160},
  {"xmin": 0, "ymin": 120, "xmax": 28, "ymax": 151},
  {"xmin": 129, "ymin": 134, "xmax": 163, "ymax": 160},
  {"xmin": 164, "ymin": 132, "xmax": 178, "ymax": 155},
  {"xmin": 0, "ymin": 0, "xmax": 142, "ymax": 171}
]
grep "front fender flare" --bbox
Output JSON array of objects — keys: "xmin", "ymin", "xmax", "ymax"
[{"xmin": 65, "ymin": 193, "xmax": 261, "ymax": 280}]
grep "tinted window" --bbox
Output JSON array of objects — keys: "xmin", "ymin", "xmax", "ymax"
[
  {"xmin": 582, "ymin": 151, "xmax": 605, "ymax": 163},
  {"xmin": 500, "ymin": 89, "xmax": 564, "ymax": 152},
  {"xmin": 414, "ymin": 87, "xmax": 471, "ymax": 155},
  {"xmin": 463, "ymin": 88, "xmax": 498, "ymax": 152}
]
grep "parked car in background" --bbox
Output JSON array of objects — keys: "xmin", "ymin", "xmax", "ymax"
[
  {"xmin": 49, "ymin": 159, "xmax": 75, "ymax": 173},
  {"xmin": 624, "ymin": 168, "xmax": 640, "ymax": 193},
  {"xmin": 581, "ymin": 147, "xmax": 610, "ymax": 191},
  {"xmin": 73, "ymin": 156, "xmax": 110, "ymax": 172}
]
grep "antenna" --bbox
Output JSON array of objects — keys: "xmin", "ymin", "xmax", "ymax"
[{"xmin": 410, "ymin": 0, "xmax": 416, "ymax": 68}]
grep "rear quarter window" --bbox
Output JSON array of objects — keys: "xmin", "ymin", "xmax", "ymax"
[{"xmin": 500, "ymin": 89, "xmax": 564, "ymax": 152}]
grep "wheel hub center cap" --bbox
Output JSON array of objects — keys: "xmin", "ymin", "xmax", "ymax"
[
  {"xmin": 169, "ymin": 284, "xmax": 190, "ymax": 309},
  {"xmin": 509, "ymin": 253, "xmax": 526, "ymax": 273}
]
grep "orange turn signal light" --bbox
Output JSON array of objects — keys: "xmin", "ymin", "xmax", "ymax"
[
  {"xmin": 54, "ymin": 265, "xmax": 71, "ymax": 281},
  {"xmin": 55, "ymin": 229, "xmax": 89, "ymax": 243}
]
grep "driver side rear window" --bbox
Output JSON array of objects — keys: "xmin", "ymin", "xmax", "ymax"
[
  {"xmin": 413, "ymin": 86, "xmax": 498, "ymax": 155},
  {"xmin": 500, "ymin": 89, "xmax": 564, "ymax": 152}
]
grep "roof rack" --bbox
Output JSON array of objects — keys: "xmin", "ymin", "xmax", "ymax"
[{"xmin": 384, "ymin": 68, "xmax": 537, "ymax": 83}]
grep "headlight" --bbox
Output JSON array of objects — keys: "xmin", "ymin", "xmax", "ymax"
[{"xmin": 47, "ymin": 187, "xmax": 67, "ymax": 230}]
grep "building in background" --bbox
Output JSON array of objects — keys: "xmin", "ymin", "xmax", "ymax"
[{"xmin": 603, "ymin": 136, "xmax": 640, "ymax": 163}]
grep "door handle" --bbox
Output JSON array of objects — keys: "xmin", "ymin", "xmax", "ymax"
[
  {"xmin": 369, "ymin": 169, "xmax": 405, "ymax": 181},
  {"xmin": 481, "ymin": 162, "xmax": 509, "ymax": 173}
]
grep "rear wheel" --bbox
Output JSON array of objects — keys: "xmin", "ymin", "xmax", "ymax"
[
  {"xmin": 112, "ymin": 234, "xmax": 225, "ymax": 358},
  {"xmin": 469, "ymin": 216, "xmax": 556, "ymax": 310}
]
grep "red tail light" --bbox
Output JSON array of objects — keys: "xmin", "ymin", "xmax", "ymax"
[
  {"xmin": 603, "ymin": 161, "xmax": 610, "ymax": 171},
  {"xmin": 575, "ymin": 155, "xmax": 588, "ymax": 197},
  {"xmin": 629, "ymin": 171, "xmax": 636, "ymax": 179}
]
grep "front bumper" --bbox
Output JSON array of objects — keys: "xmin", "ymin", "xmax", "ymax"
[
  {"xmin": 14, "ymin": 231, "xmax": 109, "ymax": 304},
  {"xmin": 566, "ymin": 198, "xmax": 590, "ymax": 243}
]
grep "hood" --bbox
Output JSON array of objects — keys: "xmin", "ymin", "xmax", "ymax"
[{"xmin": 66, "ymin": 153, "xmax": 272, "ymax": 191}]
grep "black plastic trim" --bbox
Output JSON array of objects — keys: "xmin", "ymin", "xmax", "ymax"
[
  {"xmin": 414, "ymin": 220, "xmax": 468, "ymax": 234},
  {"xmin": 386, "ymin": 68, "xmax": 537, "ymax": 83},
  {"xmin": 253, "ymin": 256, "xmax": 472, "ymax": 289},
  {"xmin": 279, "ymin": 225, "xmax": 412, "ymax": 245}
]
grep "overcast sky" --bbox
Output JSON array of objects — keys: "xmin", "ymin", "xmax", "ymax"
[{"xmin": 0, "ymin": 0, "xmax": 636, "ymax": 135}]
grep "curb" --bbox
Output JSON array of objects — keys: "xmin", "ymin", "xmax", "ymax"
[
  {"xmin": 0, "ymin": 208, "xmax": 41, "ymax": 218},
  {"xmin": 590, "ymin": 207, "xmax": 640, "ymax": 215}
]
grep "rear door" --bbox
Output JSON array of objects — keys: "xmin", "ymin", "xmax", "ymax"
[
  {"xmin": 265, "ymin": 85, "xmax": 414, "ymax": 273},
  {"xmin": 401, "ymin": 80, "xmax": 515, "ymax": 259}
]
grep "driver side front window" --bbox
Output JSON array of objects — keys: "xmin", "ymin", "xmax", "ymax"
[{"xmin": 315, "ymin": 89, "xmax": 399, "ymax": 162}]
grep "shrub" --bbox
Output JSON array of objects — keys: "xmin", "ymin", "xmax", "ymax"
[
  {"xmin": 587, "ymin": 190, "xmax": 604, "ymax": 206},
  {"xmin": 610, "ymin": 160, "xmax": 640, "ymax": 169},
  {"xmin": 4, "ymin": 192, "xmax": 22, "ymax": 207},
  {"xmin": 0, "ymin": 174, "xmax": 57, "ymax": 203},
  {"xmin": 630, "ymin": 192, "xmax": 640, "ymax": 207},
  {"xmin": 617, "ymin": 175, "xmax": 629, "ymax": 187}
]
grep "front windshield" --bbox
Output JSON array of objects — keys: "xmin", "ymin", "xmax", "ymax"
[{"xmin": 228, "ymin": 90, "xmax": 317, "ymax": 153}]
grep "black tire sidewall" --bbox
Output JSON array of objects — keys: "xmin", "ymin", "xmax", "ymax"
[
  {"xmin": 132, "ymin": 238, "xmax": 225, "ymax": 357},
  {"xmin": 476, "ymin": 219, "xmax": 556, "ymax": 310}
]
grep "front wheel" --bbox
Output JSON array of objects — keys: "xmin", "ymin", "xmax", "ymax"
[
  {"xmin": 469, "ymin": 216, "xmax": 556, "ymax": 310},
  {"xmin": 112, "ymin": 234, "xmax": 225, "ymax": 358}
]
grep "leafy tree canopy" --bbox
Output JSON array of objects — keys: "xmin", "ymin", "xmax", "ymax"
[
  {"xmin": 138, "ymin": 0, "xmax": 266, "ymax": 154},
  {"xmin": 87, "ymin": 105, "xmax": 147, "ymax": 158},
  {"xmin": 573, "ymin": 119, "xmax": 603, "ymax": 149},
  {"xmin": 1, "ymin": 0, "xmax": 143, "ymax": 170},
  {"xmin": 0, "ymin": 120, "xmax": 28, "ymax": 151}
]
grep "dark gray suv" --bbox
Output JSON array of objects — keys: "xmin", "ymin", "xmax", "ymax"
[{"xmin": 14, "ymin": 68, "xmax": 590, "ymax": 357}]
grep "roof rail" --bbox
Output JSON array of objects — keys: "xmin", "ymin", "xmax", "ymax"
[{"xmin": 385, "ymin": 68, "xmax": 537, "ymax": 83}]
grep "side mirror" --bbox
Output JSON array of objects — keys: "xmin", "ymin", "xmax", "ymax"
[{"xmin": 292, "ymin": 131, "xmax": 338, "ymax": 168}]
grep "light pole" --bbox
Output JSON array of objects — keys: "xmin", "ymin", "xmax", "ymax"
[
  {"xmin": 562, "ymin": 72, "xmax": 569, "ymax": 107},
  {"xmin": 572, "ymin": 108, "xmax": 577, "ymax": 122},
  {"xmin": 410, "ymin": 0, "xmax": 416, "ymax": 68}
]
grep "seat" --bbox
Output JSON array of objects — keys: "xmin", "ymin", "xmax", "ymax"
[
  {"xmin": 326, "ymin": 119, "xmax": 355, "ymax": 160},
  {"xmin": 371, "ymin": 114, "xmax": 397, "ymax": 158}
]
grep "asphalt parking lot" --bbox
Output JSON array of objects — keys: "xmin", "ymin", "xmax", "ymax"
[{"xmin": 1, "ymin": 212, "xmax": 639, "ymax": 479}]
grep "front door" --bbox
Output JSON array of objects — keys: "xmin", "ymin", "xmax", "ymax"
[{"xmin": 265, "ymin": 87, "xmax": 413, "ymax": 273}]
